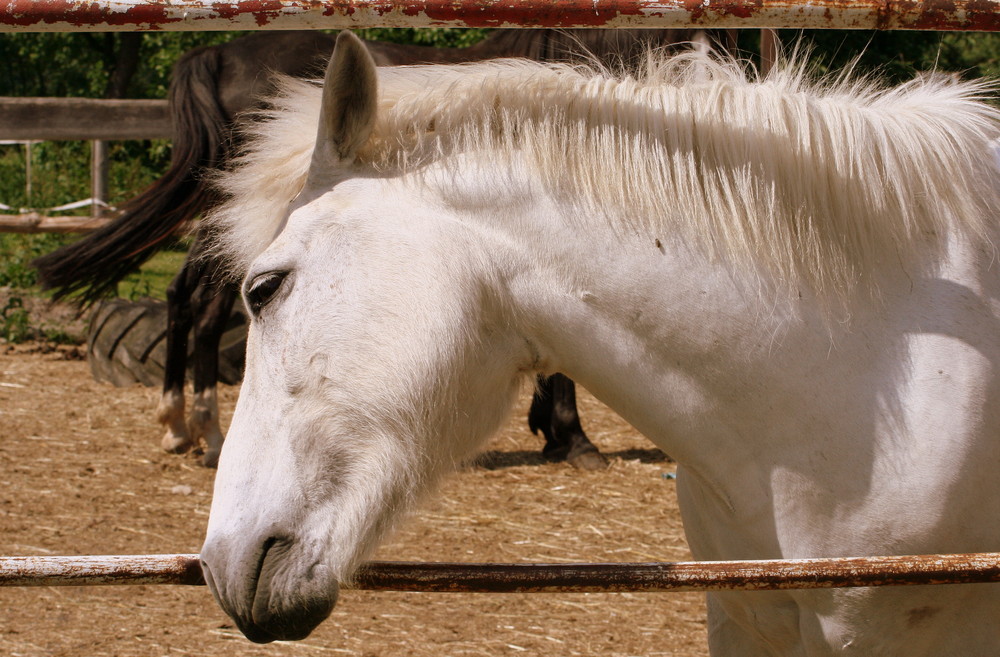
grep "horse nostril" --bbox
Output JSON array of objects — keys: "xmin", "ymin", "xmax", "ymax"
[
  {"xmin": 252, "ymin": 535, "xmax": 290, "ymax": 617},
  {"xmin": 255, "ymin": 536, "xmax": 281, "ymax": 582},
  {"xmin": 246, "ymin": 535, "xmax": 337, "ymax": 642}
]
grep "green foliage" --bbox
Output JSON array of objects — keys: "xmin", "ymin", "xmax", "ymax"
[
  {"xmin": 942, "ymin": 32, "xmax": 1000, "ymax": 77},
  {"xmin": 0, "ymin": 139, "xmax": 172, "ymax": 224},
  {"xmin": 0, "ymin": 295, "xmax": 31, "ymax": 343},
  {"xmin": 0, "ymin": 233, "xmax": 183, "ymax": 344},
  {"xmin": 0, "ymin": 30, "xmax": 484, "ymax": 100},
  {"xmin": 355, "ymin": 28, "xmax": 488, "ymax": 49},
  {"xmin": 0, "ymin": 229, "xmax": 185, "ymax": 300},
  {"xmin": 770, "ymin": 30, "xmax": 1000, "ymax": 82},
  {"xmin": 0, "ymin": 141, "xmax": 89, "ymax": 212},
  {"xmin": 0, "ymin": 293, "xmax": 77, "ymax": 344},
  {"xmin": 40, "ymin": 326, "xmax": 77, "ymax": 345},
  {"xmin": 0, "ymin": 232, "xmax": 71, "ymax": 289},
  {"xmin": 0, "ymin": 34, "xmax": 107, "ymax": 97},
  {"xmin": 0, "ymin": 31, "xmax": 247, "ymax": 98}
]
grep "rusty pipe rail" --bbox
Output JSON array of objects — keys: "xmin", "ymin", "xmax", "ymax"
[
  {"xmin": 2, "ymin": 552, "xmax": 1000, "ymax": 591},
  {"xmin": 2, "ymin": 0, "xmax": 1000, "ymax": 33}
]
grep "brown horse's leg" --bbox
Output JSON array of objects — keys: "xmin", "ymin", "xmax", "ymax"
[
  {"xmin": 189, "ymin": 276, "xmax": 238, "ymax": 468},
  {"xmin": 157, "ymin": 256, "xmax": 200, "ymax": 454},
  {"xmin": 528, "ymin": 373, "xmax": 607, "ymax": 470}
]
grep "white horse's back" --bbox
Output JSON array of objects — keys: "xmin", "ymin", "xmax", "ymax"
[{"xmin": 201, "ymin": 33, "xmax": 1000, "ymax": 654}]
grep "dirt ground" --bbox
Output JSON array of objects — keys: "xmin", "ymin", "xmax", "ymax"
[{"xmin": 0, "ymin": 341, "xmax": 708, "ymax": 657}]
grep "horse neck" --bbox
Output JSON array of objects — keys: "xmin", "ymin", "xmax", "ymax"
[
  {"xmin": 511, "ymin": 220, "xmax": 785, "ymax": 449},
  {"xmin": 427, "ymin": 154, "xmax": 791, "ymax": 449},
  {"xmin": 532, "ymin": 202, "xmax": 1000, "ymax": 543},
  {"xmin": 493, "ymin": 172, "xmax": 988, "ymax": 449}
]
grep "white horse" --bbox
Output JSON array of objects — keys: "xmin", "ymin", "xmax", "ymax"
[{"xmin": 200, "ymin": 31, "xmax": 1000, "ymax": 654}]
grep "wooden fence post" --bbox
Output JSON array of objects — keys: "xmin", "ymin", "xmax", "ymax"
[{"xmin": 91, "ymin": 139, "xmax": 108, "ymax": 218}]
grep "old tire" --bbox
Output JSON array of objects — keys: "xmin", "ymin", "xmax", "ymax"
[{"xmin": 87, "ymin": 298, "xmax": 247, "ymax": 388}]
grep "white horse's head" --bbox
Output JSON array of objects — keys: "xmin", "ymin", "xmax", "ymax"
[{"xmin": 200, "ymin": 32, "xmax": 532, "ymax": 642}]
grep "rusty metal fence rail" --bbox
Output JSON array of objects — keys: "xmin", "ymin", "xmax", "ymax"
[
  {"xmin": 2, "ymin": 0, "xmax": 1000, "ymax": 33},
  {"xmin": 3, "ymin": 553, "xmax": 1000, "ymax": 592}
]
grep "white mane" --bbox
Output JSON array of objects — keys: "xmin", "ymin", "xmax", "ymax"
[{"xmin": 207, "ymin": 51, "xmax": 1000, "ymax": 295}]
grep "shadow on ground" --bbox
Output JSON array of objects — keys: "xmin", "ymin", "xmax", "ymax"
[{"xmin": 472, "ymin": 448, "xmax": 672, "ymax": 470}]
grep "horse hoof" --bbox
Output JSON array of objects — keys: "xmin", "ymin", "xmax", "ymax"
[
  {"xmin": 567, "ymin": 449, "xmax": 609, "ymax": 471},
  {"xmin": 162, "ymin": 432, "xmax": 193, "ymax": 454},
  {"xmin": 202, "ymin": 450, "xmax": 221, "ymax": 469}
]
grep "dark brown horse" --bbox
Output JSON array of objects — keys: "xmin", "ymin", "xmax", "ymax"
[{"xmin": 34, "ymin": 29, "xmax": 728, "ymax": 468}]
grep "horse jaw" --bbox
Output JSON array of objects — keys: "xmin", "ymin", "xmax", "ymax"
[
  {"xmin": 201, "ymin": 322, "xmax": 523, "ymax": 642},
  {"xmin": 199, "ymin": 326, "xmax": 446, "ymax": 640}
]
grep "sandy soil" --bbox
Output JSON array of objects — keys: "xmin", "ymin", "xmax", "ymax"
[{"xmin": 0, "ymin": 344, "xmax": 709, "ymax": 657}]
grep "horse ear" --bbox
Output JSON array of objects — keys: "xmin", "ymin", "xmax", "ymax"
[{"xmin": 312, "ymin": 30, "xmax": 378, "ymax": 171}]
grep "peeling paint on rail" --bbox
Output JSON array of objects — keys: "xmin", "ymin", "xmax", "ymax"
[
  {"xmin": 1, "ymin": 0, "xmax": 999, "ymax": 33},
  {"xmin": 0, "ymin": 554, "xmax": 206, "ymax": 587},
  {"xmin": 2, "ymin": 552, "xmax": 1000, "ymax": 591}
]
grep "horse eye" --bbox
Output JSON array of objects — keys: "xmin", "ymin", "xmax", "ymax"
[{"xmin": 245, "ymin": 271, "xmax": 288, "ymax": 315}]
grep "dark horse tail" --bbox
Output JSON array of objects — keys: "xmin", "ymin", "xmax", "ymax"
[{"xmin": 32, "ymin": 44, "xmax": 230, "ymax": 307}]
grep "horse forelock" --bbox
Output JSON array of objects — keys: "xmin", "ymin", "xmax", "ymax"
[{"xmin": 207, "ymin": 51, "xmax": 1000, "ymax": 297}]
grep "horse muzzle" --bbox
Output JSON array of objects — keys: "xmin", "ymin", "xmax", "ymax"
[{"xmin": 201, "ymin": 533, "xmax": 339, "ymax": 643}]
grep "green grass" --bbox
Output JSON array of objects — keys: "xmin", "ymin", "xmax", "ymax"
[
  {"xmin": 0, "ymin": 232, "xmax": 72, "ymax": 288},
  {"xmin": 0, "ymin": 232, "xmax": 188, "ymax": 343},
  {"xmin": 118, "ymin": 248, "xmax": 187, "ymax": 301},
  {"xmin": 0, "ymin": 232, "xmax": 187, "ymax": 301}
]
